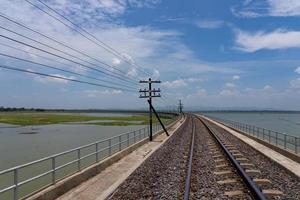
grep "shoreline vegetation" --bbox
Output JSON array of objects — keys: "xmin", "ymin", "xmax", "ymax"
[{"xmin": 0, "ymin": 112, "xmax": 171, "ymax": 126}]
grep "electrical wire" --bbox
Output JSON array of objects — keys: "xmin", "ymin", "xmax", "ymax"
[
  {"xmin": 0, "ymin": 13, "xmax": 139, "ymax": 83},
  {"xmin": 0, "ymin": 34, "xmax": 137, "ymax": 86},
  {"xmin": 0, "ymin": 52, "xmax": 137, "ymax": 90},
  {"xmin": 0, "ymin": 64, "xmax": 136, "ymax": 92},
  {"xmin": 0, "ymin": 25, "xmax": 137, "ymax": 85},
  {"xmin": 25, "ymin": 0, "xmax": 152, "ymax": 77}
]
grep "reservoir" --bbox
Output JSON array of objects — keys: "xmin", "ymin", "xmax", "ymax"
[
  {"xmin": 0, "ymin": 112, "xmax": 146, "ymax": 171},
  {"xmin": 200, "ymin": 111, "xmax": 300, "ymax": 137}
]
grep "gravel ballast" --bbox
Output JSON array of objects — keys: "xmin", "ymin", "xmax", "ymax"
[{"xmin": 109, "ymin": 114, "xmax": 299, "ymax": 199}]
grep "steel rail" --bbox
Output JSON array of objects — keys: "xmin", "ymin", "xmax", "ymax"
[
  {"xmin": 197, "ymin": 116, "xmax": 267, "ymax": 200},
  {"xmin": 183, "ymin": 116, "xmax": 196, "ymax": 200}
]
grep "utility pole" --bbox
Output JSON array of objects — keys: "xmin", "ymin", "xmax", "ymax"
[
  {"xmin": 178, "ymin": 99, "xmax": 183, "ymax": 114},
  {"xmin": 139, "ymin": 78, "xmax": 161, "ymax": 141}
]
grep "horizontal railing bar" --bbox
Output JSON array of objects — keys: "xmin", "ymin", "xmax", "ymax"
[
  {"xmin": 55, "ymin": 159, "xmax": 79, "ymax": 171},
  {"xmin": 211, "ymin": 116, "xmax": 299, "ymax": 139},
  {"xmin": 80, "ymin": 152, "xmax": 96, "ymax": 160},
  {"xmin": 18, "ymin": 170, "xmax": 53, "ymax": 187},
  {"xmin": 0, "ymin": 184, "xmax": 16, "ymax": 194},
  {"xmin": 0, "ymin": 116, "xmax": 177, "ymax": 199},
  {"xmin": 0, "ymin": 124, "xmax": 157, "ymax": 175}
]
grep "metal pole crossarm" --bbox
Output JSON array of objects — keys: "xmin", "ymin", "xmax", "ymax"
[
  {"xmin": 139, "ymin": 89, "xmax": 161, "ymax": 93},
  {"xmin": 139, "ymin": 94, "xmax": 161, "ymax": 98},
  {"xmin": 139, "ymin": 80, "xmax": 161, "ymax": 83}
]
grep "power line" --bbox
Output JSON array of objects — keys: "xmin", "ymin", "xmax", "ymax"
[
  {"xmin": 0, "ymin": 12, "xmax": 139, "ymax": 83},
  {"xmin": 24, "ymin": 0, "xmax": 152, "ymax": 77},
  {"xmin": 0, "ymin": 34, "xmax": 137, "ymax": 86},
  {"xmin": 0, "ymin": 25, "xmax": 137, "ymax": 85},
  {"xmin": 0, "ymin": 52, "xmax": 137, "ymax": 90},
  {"xmin": 0, "ymin": 64, "xmax": 136, "ymax": 92}
]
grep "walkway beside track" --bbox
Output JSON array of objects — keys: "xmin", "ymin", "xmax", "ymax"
[
  {"xmin": 53, "ymin": 117, "xmax": 185, "ymax": 200},
  {"xmin": 202, "ymin": 115, "xmax": 300, "ymax": 178}
]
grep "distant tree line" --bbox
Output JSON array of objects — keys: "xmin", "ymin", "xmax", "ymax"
[{"xmin": 0, "ymin": 107, "xmax": 46, "ymax": 112}]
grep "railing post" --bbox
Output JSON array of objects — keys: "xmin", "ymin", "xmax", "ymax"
[
  {"xmin": 296, "ymin": 138, "xmax": 299, "ymax": 154},
  {"xmin": 96, "ymin": 143, "xmax": 99, "ymax": 162},
  {"xmin": 134, "ymin": 131, "xmax": 136, "ymax": 143},
  {"xmin": 263, "ymin": 128, "xmax": 265, "ymax": 140},
  {"xmin": 276, "ymin": 132, "xmax": 278, "ymax": 146},
  {"xmin": 14, "ymin": 169, "xmax": 18, "ymax": 200},
  {"xmin": 284, "ymin": 135, "xmax": 287, "ymax": 149},
  {"xmin": 139, "ymin": 129, "xmax": 141, "ymax": 140},
  {"xmin": 52, "ymin": 157, "xmax": 56, "ymax": 184},
  {"xmin": 119, "ymin": 135, "xmax": 121, "ymax": 151},
  {"xmin": 295, "ymin": 137, "xmax": 297, "ymax": 154},
  {"xmin": 109, "ymin": 139, "xmax": 112, "ymax": 155},
  {"xmin": 269, "ymin": 130, "xmax": 271, "ymax": 143},
  {"xmin": 127, "ymin": 132, "xmax": 130, "ymax": 147},
  {"xmin": 77, "ymin": 149, "xmax": 81, "ymax": 171}
]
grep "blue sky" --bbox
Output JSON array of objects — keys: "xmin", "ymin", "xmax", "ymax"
[{"xmin": 1, "ymin": 0, "xmax": 300, "ymax": 110}]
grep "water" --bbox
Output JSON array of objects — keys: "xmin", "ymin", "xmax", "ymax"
[
  {"xmin": 199, "ymin": 111, "xmax": 300, "ymax": 137},
  {"xmin": 0, "ymin": 112, "xmax": 145, "ymax": 171}
]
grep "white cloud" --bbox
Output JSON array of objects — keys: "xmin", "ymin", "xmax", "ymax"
[
  {"xmin": 195, "ymin": 20, "xmax": 225, "ymax": 29},
  {"xmin": 152, "ymin": 69, "xmax": 160, "ymax": 79},
  {"xmin": 85, "ymin": 89, "xmax": 122, "ymax": 97},
  {"xmin": 219, "ymin": 89, "xmax": 239, "ymax": 96},
  {"xmin": 295, "ymin": 67, "xmax": 300, "ymax": 74},
  {"xmin": 232, "ymin": 75, "xmax": 240, "ymax": 80},
  {"xmin": 290, "ymin": 77, "xmax": 300, "ymax": 88},
  {"xmin": 225, "ymin": 82, "xmax": 236, "ymax": 88},
  {"xmin": 268, "ymin": 0, "xmax": 300, "ymax": 17},
  {"xmin": 263, "ymin": 85, "xmax": 273, "ymax": 90},
  {"xmin": 112, "ymin": 58, "xmax": 121, "ymax": 65},
  {"xmin": 234, "ymin": 29, "xmax": 300, "ymax": 52},
  {"xmin": 232, "ymin": 0, "xmax": 300, "ymax": 18},
  {"xmin": 126, "ymin": 67, "xmax": 138, "ymax": 77},
  {"xmin": 162, "ymin": 79, "xmax": 187, "ymax": 89},
  {"xmin": 185, "ymin": 77, "xmax": 204, "ymax": 83},
  {"xmin": 197, "ymin": 89, "xmax": 207, "ymax": 96}
]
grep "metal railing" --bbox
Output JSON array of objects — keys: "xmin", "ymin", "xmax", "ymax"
[
  {"xmin": 205, "ymin": 115, "xmax": 300, "ymax": 155},
  {"xmin": 0, "ymin": 117, "xmax": 176, "ymax": 200}
]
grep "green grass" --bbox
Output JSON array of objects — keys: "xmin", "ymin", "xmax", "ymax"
[{"xmin": 0, "ymin": 112, "xmax": 171, "ymax": 126}]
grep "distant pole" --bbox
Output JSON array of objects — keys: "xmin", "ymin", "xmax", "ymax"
[
  {"xmin": 149, "ymin": 78, "xmax": 152, "ymax": 141},
  {"xmin": 179, "ymin": 99, "xmax": 183, "ymax": 114},
  {"xmin": 139, "ymin": 78, "xmax": 161, "ymax": 141}
]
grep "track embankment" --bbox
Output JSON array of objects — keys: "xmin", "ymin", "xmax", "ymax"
[{"xmin": 109, "ymin": 114, "xmax": 300, "ymax": 200}]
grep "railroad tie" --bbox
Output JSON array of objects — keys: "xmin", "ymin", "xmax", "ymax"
[
  {"xmin": 231, "ymin": 153, "xmax": 243, "ymax": 157},
  {"xmin": 217, "ymin": 178, "xmax": 239, "ymax": 185},
  {"xmin": 215, "ymin": 158, "xmax": 226, "ymax": 163},
  {"xmin": 215, "ymin": 164, "xmax": 230, "ymax": 169},
  {"xmin": 235, "ymin": 157, "xmax": 248, "ymax": 162},
  {"xmin": 214, "ymin": 170, "xmax": 234, "ymax": 175},
  {"xmin": 212, "ymin": 154, "xmax": 223, "ymax": 159},
  {"xmin": 253, "ymin": 178, "xmax": 271, "ymax": 185},
  {"xmin": 262, "ymin": 189, "xmax": 283, "ymax": 197},
  {"xmin": 224, "ymin": 190, "xmax": 245, "ymax": 197},
  {"xmin": 229, "ymin": 149, "xmax": 240, "ymax": 153},
  {"xmin": 245, "ymin": 169, "xmax": 261, "ymax": 176},
  {"xmin": 239, "ymin": 163, "xmax": 255, "ymax": 169}
]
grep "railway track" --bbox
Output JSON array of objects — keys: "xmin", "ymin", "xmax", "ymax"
[
  {"xmin": 109, "ymin": 114, "xmax": 299, "ymax": 199},
  {"xmin": 184, "ymin": 115, "xmax": 283, "ymax": 199}
]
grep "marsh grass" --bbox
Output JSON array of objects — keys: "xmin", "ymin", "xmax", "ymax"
[{"xmin": 0, "ymin": 112, "xmax": 171, "ymax": 126}]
